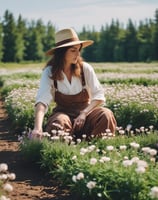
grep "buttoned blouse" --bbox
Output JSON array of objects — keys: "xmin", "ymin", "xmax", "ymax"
[{"xmin": 35, "ymin": 62, "xmax": 105, "ymax": 111}]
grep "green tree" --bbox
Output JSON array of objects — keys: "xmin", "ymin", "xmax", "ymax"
[
  {"xmin": 43, "ymin": 21, "xmax": 55, "ymax": 53},
  {"xmin": 137, "ymin": 20, "xmax": 153, "ymax": 62},
  {"xmin": 24, "ymin": 20, "xmax": 44, "ymax": 61},
  {"xmin": 14, "ymin": 15, "xmax": 27, "ymax": 62},
  {"xmin": 2, "ymin": 10, "xmax": 17, "ymax": 62},
  {"xmin": 124, "ymin": 19, "xmax": 139, "ymax": 62},
  {"xmin": 0, "ymin": 18, "xmax": 3, "ymax": 61},
  {"xmin": 152, "ymin": 9, "xmax": 158, "ymax": 60}
]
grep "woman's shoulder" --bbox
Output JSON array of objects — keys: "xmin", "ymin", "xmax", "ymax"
[{"xmin": 83, "ymin": 61, "xmax": 94, "ymax": 72}]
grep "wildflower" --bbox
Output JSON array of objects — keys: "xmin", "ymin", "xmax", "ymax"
[
  {"xmin": 149, "ymin": 149, "xmax": 157, "ymax": 156},
  {"xmin": 88, "ymin": 145, "xmax": 96, "ymax": 152},
  {"xmin": 149, "ymin": 186, "xmax": 158, "ymax": 199},
  {"xmin": 90, "ymin": 158, "xmax": 97, "ymax": 165},
  {"xmin": 86, "ymin": 181, "xmax": 96, "ymax": 189},
  {"xmin": 135, "ymin": 166, "xmax": 146, "ymax": 174},
  {"xmin": 50, "ymin": 136, "xmax": 60, "ymax": 141},
  {"xmin": 119, "ymin": 145, "xmax": 127, "ymax": 150},
  {"xmin": 136, "ymin": 160, "xmax": 148, "ymax": 168},
  {"xmin": 77, "ymin": 139, "xmax": 81, "ymax": 144},
  {"xmin": 106, "ymin": 145, "xmax": 114, "ymax": 151},
  {"xmin": 119, "ymin": 130, "xmax": 125, "ymax": 135},
  {"xmin": 3, "ymin": 183, "xmax": 13, "ymax": 192},
  {"xmin": 99, "ymin": 156, "xmax": 110, "ymax": 163},
  {"xmin": 76, "ymin": 172, "xmax": 84, "ymax": 180},
  {"xmin": 0, "ymin": 195, "xmax": 10, "ymax": 200},
  {"xmin": 131, "ymin": 157, "xmax": 139, "ymax": 163},
  {"xmin": 97, "ymin": 193, "xmax": 102, "ymax": 197},
  {"xmin": 130, "ymin": 142, "xmax": 140, "ymax": 149},
  {"xmin": 80, "ymin": 147, "xmax": 88, "ymax": 155},
  {"xmin": 72, "ymin": 155, "xmax": 77, "ymax": 160},
  {"xmin": 7, "ymin": 173, "xmax": 16, "ymax": 180},
  {"xmin": 141, "ymin": 147, "xmax": 151, "ymax": 154},
  {"xmin": 122, "ymin": 160, "xmax": 133, "ymax": 167},
  {"xmin": 0, "ymin": 163, "xmax": 8, "ymax": 172},
  {"xmin": 72, "ymin": 175, "xmax": 77, "ymax": 182}
]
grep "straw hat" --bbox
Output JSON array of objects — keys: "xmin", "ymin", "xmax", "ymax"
[{"xmin": 46, "ymin": 28, "xmax": 94, "ymax": 55}]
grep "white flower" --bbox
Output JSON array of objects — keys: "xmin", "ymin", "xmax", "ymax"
[
  {"xmin": 149, "ymin": 149, "xmax": 157, "ymax": 156},
  {"xmin": 141, "ymin": 147, "xmax": 151, "ymax": 154},
  {"xmin": 72, "ymin": 175, "xmax": 77, "ymax": 182},
  {"xmin": 86, "ymin": 181, "xmax": 96, "ymax": 189},
  {"xmin": 130, "ymin": 142, "xmax": 140, "ymax": 149},
  {"xmin": 97, "ymin": 193, "xmax": 102, "ymax": 197},
  {"xmin": 72, "ymin": 155, "xmax": 77, "ymax": 160},
  {"xmin": 0, "ymin": 195, "xmax": 10, "ymax": 200},
  {"xmin": 76, "ymin": 172, "xmax": 84, "ymax": 180},
  {"xmin": 88, "ymin": 145, "xmax": 96, "ymax": 152},
  {"xmin": 131, "ymin": 157, "xmax": 139, "ymax": 163},
  {"xmin": 90, "ymin": 158, "xmax": 97, "ymax": 165},
  {"xmin": 0, "ymin": 163, "xmax": 8, "ymax": 172},
  {"xmin": 80, "ymin": 148, "xmax": 88, "ymax": 155},
  {"xmin": 136, "ymin": 160, "xmax": 148, "ymax": 168},
  {"xmin": 77, "ymin": 139, "xmax": 81, "ymax": 144},
  {"xmin": 3, "ymin": 183, "xmax": 13, "ymax": 192},
  {"xmin": 135, "ymin": 166, "xmax": 146, "ymax": 174},
  {"xmin": 119, "ymin": 145, "xmax": 127, "ymax": 150},
  {"xmin": 149, "ymin": 186, "xmax": 158, "ymax": 198},
  {"xmin": 122, "ymin": 160, "xmax": 133, "ymax": 167},
  {"xmin": 7, "ymin": 173, "xmax": 16, "ymax": 180},
  {"xmin": 99, "ymin": 156, "xmax": 110, "ymax": 163},
  {"xmin": 106, "ymin": 145, "xmax": 114, "ymax": 151}
]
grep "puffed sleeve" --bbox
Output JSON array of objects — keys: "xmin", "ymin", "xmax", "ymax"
[
  {"xmin": 83, "ymin": 62, "xmax": 105, "ymax": 102},
  {"xmin": 35, "ymin": 66, "xmax": 54, "ymax": 110}
]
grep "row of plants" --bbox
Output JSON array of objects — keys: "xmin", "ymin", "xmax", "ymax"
[{"xmin": 0, "ymin": 63, "xmax": 158, "ymax": 199}]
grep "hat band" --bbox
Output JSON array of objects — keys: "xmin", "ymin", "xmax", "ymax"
[{"xmin": 56, "ymin": 37, "xmax": 79, "ymax": 47}]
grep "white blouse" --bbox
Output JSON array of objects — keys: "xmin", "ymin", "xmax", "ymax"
[{"xmin": 35, "ymin": 62, "xmax": 105, "ymax": 110}]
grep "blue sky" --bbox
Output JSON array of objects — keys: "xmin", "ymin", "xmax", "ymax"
[{"xmin": 0, "ymin": 0, "xmax": 158, "ymax": 31}]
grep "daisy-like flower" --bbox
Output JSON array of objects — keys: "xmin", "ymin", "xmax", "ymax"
[
  {"xmin": 3, "ymin": 183, "xmax": 13, "ymax": 192},
  {"xmin": 106, "ymin": 145, "xmax": 114, "ymax": 151},
  {"xmin": 130, "ymin": 142, "xmax": 140, "ymax": 149},
  {"xmin": 119, "ymin": 145, "xmax": 127, "ymax": 150},
  {"xmin": 0, "ymin": 163, "xmax": 8, "ymax": 172},
  {"xmin": 135, "ymin": 166, "xmax": 146, "ymax": 174},
  {"xmin": 90, "ymin": 158, "xmax": 97, "ymax": 165},
  {"xmin": 86, "ymin": 181, "xmax": 96, "ymax": 189},
  {"xmin": 149, "ymin": 186, "xmax": 158, "ymax": 198},
  {"xmin": 76, "ymin": 172, "xmax": 84, "ymax": 180},
  {"xmin": 149, "ymin": 149, "xmax": 157, "ymax": 156},
  {"xmin": 72, "ymin": 175, "xmax": 77, "ymax": 182},
  {"xmin": 99, "ymin": 156, "xmax": 110, "ymax": 163},
  {"xmin": 122, "ymin": 160, "xmax": 133, "ymax": 167}
]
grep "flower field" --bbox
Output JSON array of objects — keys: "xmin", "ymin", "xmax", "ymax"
[{"xmin": 0, "ymin": 62, "xmax": 158, "ymax": 199}]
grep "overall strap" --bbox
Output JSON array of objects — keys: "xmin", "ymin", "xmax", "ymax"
[{"xmin": 81, "ymin": 66, "xmax": 86, "ymax": 86}]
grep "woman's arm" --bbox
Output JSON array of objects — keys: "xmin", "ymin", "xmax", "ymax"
[{"xmin": 31, "ymin": 103, "xmax": 46, "ymax": 139}]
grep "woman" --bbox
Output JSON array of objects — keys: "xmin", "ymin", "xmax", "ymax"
[{"xmin": 31, "ymin": 28, "xmax": 117, "ymax": 140}]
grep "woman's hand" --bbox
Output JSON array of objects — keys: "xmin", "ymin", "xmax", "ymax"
[
  {"xmin": 31, "ymin": 129, "xmax": 43, "ymax": 140},
  {"xmin": 73, "ymin": 112, "xmax": 87, "ymax": 132}
]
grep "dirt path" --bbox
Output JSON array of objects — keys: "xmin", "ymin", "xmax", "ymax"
[{"xmin": 0, "ymin": 97, "xmax": 71, "ymax": 200}]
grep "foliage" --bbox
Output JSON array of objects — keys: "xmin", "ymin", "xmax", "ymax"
[
  {"xmin": 19, "ymin": 132, "xmax": 158, "ymax": 200},
  {"xmin": 0, "ymin": 9, "xmax": 158, "ymax": 62}
]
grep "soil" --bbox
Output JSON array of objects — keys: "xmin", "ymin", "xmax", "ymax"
[{"xmin": 0, "ymin": 97, "xmax": 72, "ymax": 200}]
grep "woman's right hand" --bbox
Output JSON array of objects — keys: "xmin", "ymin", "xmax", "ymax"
[{"xmin": 31, "ymin": 129, "xmax": 43, "ymax": 140}]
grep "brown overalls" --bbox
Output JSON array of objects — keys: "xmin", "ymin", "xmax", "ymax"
[{"xmin": 45, "ymin": 70, "xmax": 117, "ymax": 139}]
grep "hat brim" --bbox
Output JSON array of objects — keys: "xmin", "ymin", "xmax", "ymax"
[{"xmin": 45, "ymin": 40, "xmax": 94, "ymax": 56}]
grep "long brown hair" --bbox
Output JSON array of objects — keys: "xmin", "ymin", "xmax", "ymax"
[{"xmin": 46, "ymin": 45, "xmax": 83, "ymax": 80}]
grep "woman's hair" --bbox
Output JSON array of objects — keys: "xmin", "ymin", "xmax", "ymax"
[{"xmin": 46, "ymin": 45, "xmax": 83, "ymax": 80}]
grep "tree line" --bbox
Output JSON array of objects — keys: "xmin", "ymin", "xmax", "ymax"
[{"xmin": 0, "ymin": 9, "xmax": 158, "ymax": 63}]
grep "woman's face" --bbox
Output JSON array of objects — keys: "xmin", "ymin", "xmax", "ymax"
[{"xmin": 64, "ymin": 44, "xmax": 81, "ymax": 65}]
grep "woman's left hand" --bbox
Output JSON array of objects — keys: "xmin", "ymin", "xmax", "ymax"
[{"xmin": 72, "ymin": 112, "xmax": 86, "ymax": 132}]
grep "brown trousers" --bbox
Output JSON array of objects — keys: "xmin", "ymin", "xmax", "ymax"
[{"xmin": 45, "ymin": 88, "xmax": 117, "ymax": 138}]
